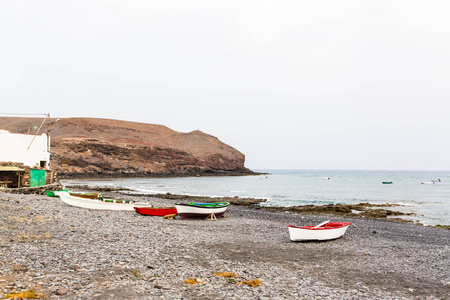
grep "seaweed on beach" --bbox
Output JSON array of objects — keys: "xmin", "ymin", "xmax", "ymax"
[
  {"xmin": 4, "ymin": 289, "xmax": 43, "ymax": 299},
  {"xmin": 236, "ymin": 279, "xmax": 261, "ymax": 287},
  {"xmin": 183, "ymin": 277, "xmax": 205, "ymax": 285}
]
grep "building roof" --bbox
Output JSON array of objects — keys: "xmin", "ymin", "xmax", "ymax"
[{"xmin": 0, "ymin": 166, "xmax": 25, "ymax": 171}]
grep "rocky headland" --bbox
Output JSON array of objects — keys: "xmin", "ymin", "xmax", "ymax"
[{"xmin": 0, "ymin": 117, "xmax": 254, "ymax": 178}]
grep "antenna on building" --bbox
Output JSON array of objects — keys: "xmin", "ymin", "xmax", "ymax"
[{"xmin": 27, "ymin": 114, "xmax": 50, "ymax": 150}]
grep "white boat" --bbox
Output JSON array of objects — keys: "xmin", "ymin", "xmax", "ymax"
[
  {"xmin": 322, "ymin": 177, "xmax": 330, "ymax": 180},
  {"xmin": 288, "ymin": 220, "xmax": 351, "ymax": 241},
  {"xmin": 420, "ymin": 181, "xmax": 435, "ymax": 184},
  {"xmin": 54, "ymin": 190, "xmax": 69, "ymax": 197},
  {"xmin": 431, "ymin": 178, "xmax": 441, "ymax": 182},
  {"xmin": 175, "ymin": 202, "xmax": 229, "ymax": 220},
  {"xmin": 58, "ymin": 192, "xmax": 149, "ymax": 210}
]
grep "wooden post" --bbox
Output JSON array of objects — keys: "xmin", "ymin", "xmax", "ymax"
[{"xmin": 206, "ymin": 213, "xmax": 217, "ymax": 221}]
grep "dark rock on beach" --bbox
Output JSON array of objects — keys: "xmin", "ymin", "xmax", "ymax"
[{"xmin": 257, "ymin": 202, "xmax": 415, "ymax": 222}]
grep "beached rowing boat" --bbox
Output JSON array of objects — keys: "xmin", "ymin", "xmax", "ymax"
[
  {"xmin": 175, "ymin": 202, "xmax": 229, "ymax": 219},
  {"xmin": 46, "ymin": 190, "xmax": 69, "ymax": 197},
  {"xmin": 58, "ymin": 192, "xmax": 149, "ymax": 210},
  {"xmin": 134, "ymin": 206, "xmax": 177, "ymax": 216},
  {"xmin": 288, "ymin": 221, "xmax": 351, "ymax": 241},
  {"xmin": 69, "ymin": 192, "xmax": 100, "ymax": 199}
]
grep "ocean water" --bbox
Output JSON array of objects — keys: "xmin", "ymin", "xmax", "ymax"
[{"xmin": 61, "ymin": 170, "xmax": 450, "ymax": 226}]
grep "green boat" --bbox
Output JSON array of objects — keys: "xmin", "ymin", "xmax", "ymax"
[{"xmin": 46, "ymin": 190, "xmax": 69, "ymax": 197}]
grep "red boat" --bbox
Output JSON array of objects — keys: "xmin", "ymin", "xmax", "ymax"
[{"xmin": 134, "ymin": 206, "xmax": 177, "ymax": 216}]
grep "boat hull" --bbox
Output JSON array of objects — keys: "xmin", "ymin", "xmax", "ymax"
[
  {"xmin": 288, "ymin": 222, "xmax": 351, "ymax": 241},
  {"xmin": 69, "ymin": 192, "xmax": 100, "ymax": 199},
  {"xmin": 175, "ymin": 203, "xmax": 229, "ymax": 219},
  {"xmin": 134, "ymin": 207, "xmax": 177, "ymax": 216},
  {"xmin": 58, "ymin": 192, "xmax": 148, "ymax": 211},
  {"xmin": 46, "ymin": 190, "xmax": 68, "ymax": 197}
]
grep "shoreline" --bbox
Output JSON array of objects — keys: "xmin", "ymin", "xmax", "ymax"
[
  {"xmin": 1, "ymin": 191, "xmax": 449, "ymax": 299},
  {"xmin": 66, "ymin": 185, "xmax": 449, "ymax": 228},
  {"xmin": 57, "ymin": 171, "xmax": 267, "ymax": 180}
]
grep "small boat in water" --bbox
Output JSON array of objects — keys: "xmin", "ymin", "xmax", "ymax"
[
  {"xmin": 322, "ymin": 177, "xmax": 330, "ymax": 180},
  {"xmin": 382, "ymin": 181, "xmax": 393, "ymax": 184},
  {"xmin": 175, "ymin": 202, "xmax": 229, "ymax": 220},
  {"xmin": 431, "ymin": 178, "xmax": 441, "ymax": 182},
  {"xmin": 288, "ymin": 221, "xmax": 351, "ymax": 241},
  {"xmin": 420, "ymin": 181, "xmax": 435, "ymax": 184},
  {"xmin": 134, "ymin": 206, "xmax": 177, "ymax": 216},
  {"xmin": 58, "ymin": 192, "xmax": 149, "ymax": 210}
]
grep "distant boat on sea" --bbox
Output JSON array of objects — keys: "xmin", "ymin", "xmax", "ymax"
[
  {"xmin": 430, "ymin": 178, "xmax": 441, "ymax": 182},
  {"xmin": 322, "ymin": 177, "xmax": 330, "ymax": 180},
  {"xmin": 420, "ymin": 181, "xmax": 435, "ymax": 185},
  {"xmin": 382, "ymin": 181, "xmax": 393, "ymax": 184}
]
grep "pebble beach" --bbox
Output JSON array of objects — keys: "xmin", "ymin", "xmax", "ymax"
[{"xmin": 1, "ymin": 191, "xmax": 449, "ymax": 299}]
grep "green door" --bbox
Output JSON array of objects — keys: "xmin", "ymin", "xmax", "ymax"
[{"xmin": 30, "ymin": 169, "xmax": 46, "ymax": 187}]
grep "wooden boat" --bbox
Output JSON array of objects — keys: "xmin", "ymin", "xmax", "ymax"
[
  {"xmin": 58, "ymin": 192, "xmax": 149, "ymax": 210},
  {"xmin": 175, "ymin": 202, "xmax": 229, "ymax": 220},
  {"xmin": 46, "ymin": 190, "xmax": 69, "ymax": 197},
  {"xmin": 382, "ymin": 181, "xmax": 393, "ymax": 184},
  {"xmin": 134, "ymin": 206, "xmax": 177, "ymax": 216},
  {"xmin": 288, "ymin": 221, "xmax": 351, "ymax": 241},
  {"xmin": 69, "ymin": 192, "xmax": 100, "ymax": 199},
  {"xmin": 420, "ymin": 181, "xmax": 435, "ymax": 184}
]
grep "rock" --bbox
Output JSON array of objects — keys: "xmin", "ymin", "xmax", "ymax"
[{"xmin": 55, "ymin": 287, "xmax": 69, "ymax": 295}]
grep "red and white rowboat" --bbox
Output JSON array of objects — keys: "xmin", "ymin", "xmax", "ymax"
[{"xmin": 288, "ymin": 221, "xmax": 351, "ymax": 241}]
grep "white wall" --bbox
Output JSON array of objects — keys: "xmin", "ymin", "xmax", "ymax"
[{"xmin": 0, "ymin": 130, "xmax": 50, "ymax": 168}]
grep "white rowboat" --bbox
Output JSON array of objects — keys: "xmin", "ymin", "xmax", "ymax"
[
  {"xmin": 288, "ymin": 221, "xmax": 351, "ymax": 241},
  {"xmin": 58, "ymin": 192, "xmax": 149, "ymax": 210}
]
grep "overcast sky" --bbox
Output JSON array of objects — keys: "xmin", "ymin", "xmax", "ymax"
[{"xmin": 1, "ymin": 1, "xmax": 450, "ymax": 170}]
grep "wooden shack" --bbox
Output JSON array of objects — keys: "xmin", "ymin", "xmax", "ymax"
[{"xmin": 0, "ymin": 162, "xmax": 57, "ymax": 189}]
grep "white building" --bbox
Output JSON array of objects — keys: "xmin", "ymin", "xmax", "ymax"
[{"xmin": 0, "ymin": 130, "xmax": 50, "ymax": 168}]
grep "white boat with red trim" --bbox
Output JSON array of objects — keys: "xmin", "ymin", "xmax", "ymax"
[
  {"xmin": 175, "ymin": 202, "xmax": 229, "ymax": 220},
  {"xmin": 58, "ymin": 192, "xmax": 149, "ymax": 211},
  {"xmin": 288, "ymin": 220, "xmax": 351, "ymax": 241}
]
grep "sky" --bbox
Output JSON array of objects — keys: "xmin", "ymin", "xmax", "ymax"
[{"xmin": 1, "ymin": 1, "xmax": 450, "ymax": 170}]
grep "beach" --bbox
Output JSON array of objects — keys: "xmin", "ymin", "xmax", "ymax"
[{"xmin": 1, "ymin": 191, "xmax": 449, "ymax": 299}]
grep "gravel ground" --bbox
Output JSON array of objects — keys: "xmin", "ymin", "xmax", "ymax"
[{"xmin": 0, "ymin": 191, "xmax": 449, "ymax": 299}]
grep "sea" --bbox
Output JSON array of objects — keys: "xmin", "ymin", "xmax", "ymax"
[{"xmin": 61, "ymin": 169, "xmax": 450, "ymax": 226}]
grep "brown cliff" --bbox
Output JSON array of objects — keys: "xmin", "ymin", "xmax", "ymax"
[{"xmin": 0, "ymin": 117, "xmax": 253, "ymax": 178}]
